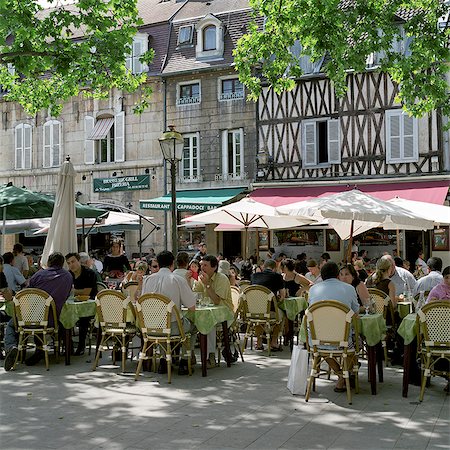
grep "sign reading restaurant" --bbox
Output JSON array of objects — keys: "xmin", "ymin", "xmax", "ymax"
[
  {"xmin": 140, "ymin": 201, "xmax": 217, "ymax": 212},
  {"xmin": 93, "ymin": 175, "xmax": 150, "ymax": 193}
]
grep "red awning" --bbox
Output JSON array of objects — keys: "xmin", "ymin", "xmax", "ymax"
[{"xmin": 250, "ymin": 180, "xmax": 450, "ymax": 207}]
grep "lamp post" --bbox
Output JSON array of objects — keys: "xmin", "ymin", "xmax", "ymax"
[{"xmin": 159, "ymin": 125, "xmax": 184, "ymax": 255}]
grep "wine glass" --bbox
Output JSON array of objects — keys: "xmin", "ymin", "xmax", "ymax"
[{"xmin": 364, "ymin": 304, "xmax": 370, "ymax": 315}]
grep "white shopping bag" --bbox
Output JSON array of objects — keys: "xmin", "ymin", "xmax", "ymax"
[{"xmin": 287, "ymin": 345, "xmax": 309, "ymax": 396}]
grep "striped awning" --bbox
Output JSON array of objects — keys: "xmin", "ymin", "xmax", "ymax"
[{"xmin": 88, "ymin": 117, "xmax": 114, "ymax": 140}]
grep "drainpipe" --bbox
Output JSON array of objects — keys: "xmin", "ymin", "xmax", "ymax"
[{"xmin": 163, "ymin": 77, "xmax": 168, "ymax": 250}]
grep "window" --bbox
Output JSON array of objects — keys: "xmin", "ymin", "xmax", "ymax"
[
  {"xmin": 195, "ymin": 14, "xmax": 224, "ymax": 59},
  {"xmin": 203, "ymin": 25, "xmax": 216, "ymax": 51},
  {"xmin": 219, "ymin": 77, "xmax": 244, "ymax": 101},
  {"xmin": 181, "ymin": 133, "xmax": 200, "ymax": 182},
  {"xmin": 302, "ymin": 119, "xmax": 340, "ymax": 167},
  {"xmin": 43, "ymin": 120, "xmax": 61, "ymax": 168},
  {"xmin": 15, "ymin": 123, "xmax": 32, "ymax": 170},
  {"xmin": 385, "ymin": 110, "xmax": 418, "ymax": 163},
  {"xmin": 221, "ymin": 128, "xmax": 245, "ymax": 180},
  {"xmin": 178, "ymin": 25, "xmax": 193, "ymax": 45},
  {"xmin": 125, "ymin": 33, "xmax": 148, "ymax": 74},
  {"xmin": 84, "ymin": 112, "xmax": 125, "ymax": 164},
  {"xmin": 177, "ymin": 81, "xmax": 200, "ymax": 106}
]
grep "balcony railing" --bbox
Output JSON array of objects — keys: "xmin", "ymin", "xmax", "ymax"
[
  {"xmin": 219, "ymin": 91, "xmax": 244, "ymax": 101},
  {"xmin": 179, "ymin": 174, "xmax": 203, "ymax": 183},
  {"xmin": 215, "ymin": 172, "xmax": 248, "ymax": 181},
  {"xmin": 177, "ymin": 96, "xmax": 201, "ymax": 106}
]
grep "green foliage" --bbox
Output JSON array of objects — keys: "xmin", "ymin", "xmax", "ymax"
[
  {"xmin": 234, "ymin": 0, "xmax": 450, "ymax": 117},
  {"xmin": 0, "ymin": 0, "xmax": 153, "ymax": 116}
]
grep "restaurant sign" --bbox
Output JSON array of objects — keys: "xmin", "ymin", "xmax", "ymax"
[
  {"xmin": 93, "ymin": 175, "xmax": 150, "ymax": 193},
  {"xmin": 139, "ymin": 201, "xmax": 217, "ymax": 212}
]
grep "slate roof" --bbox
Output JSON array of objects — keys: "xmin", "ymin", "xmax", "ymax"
[{"xmin": 162, "ymin": 1, "xmax": 260, "ymax": 75}]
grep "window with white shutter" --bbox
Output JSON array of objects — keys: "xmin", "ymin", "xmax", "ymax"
[
  {"xmin": 43, "ymin": 120, "xmax": 61, "ymax": 168},
  {"xmin": 302, "ymin": 118, "xmax": 341, "ymax": 167},
  {"xmin": 14, "ymin": 123, "xmax": 32, "ymax": 170},
  {"xmin": 114, "ymin": 111, "xmax": 125, "ymax": 162},
  {"xmin": 181, "ymin": 133, "xmax": 200, "ymax": 182},
  {"xmin": 221, "ymin": 129, "xmax": 245, "ymax": 180},
  {"xmin": 125, "ymin": 33, "xmax": 148, "ymax": 74},
  {"xmin": 386, "ymin": 110, "xmax": 418, "ymax": 163}
]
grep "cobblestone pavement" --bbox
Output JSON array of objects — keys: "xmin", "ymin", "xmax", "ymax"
[{"xmin": 0, "ymin": 343, "xmax": 448, "ymax": 450}]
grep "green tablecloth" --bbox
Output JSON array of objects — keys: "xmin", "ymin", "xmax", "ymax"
[
  {"xmin": 279, "ymin": 296, "xmax": 308, "ymax": 321},
  {"xmin": 2, "ymin": 300, "xmax": 13, "ymax": 317},
  {"xmin": 398, "ymin": 302, "xmax": 413, "ymax": 319},
  {"xmin": 357, "ymin": 313, "xmax": 387, "ymax": 347},
  {"xmin": 397, "ymin": 313, "xmax": 418, "ymax": 345},
  {"xmin": 184, "ymin": 304, "xmax": 234, "ymax": 335},
  {"xmin": 59, "ymin": 298, "xmax": 97, "ymax": 329}
]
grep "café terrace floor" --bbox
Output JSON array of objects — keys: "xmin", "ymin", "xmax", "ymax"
[{"xmin": 0, "ymin": 342, "xmax": 448, "ymax": 450}]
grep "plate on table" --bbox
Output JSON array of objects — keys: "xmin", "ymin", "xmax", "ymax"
[{"xmin": 74, "ymin": 295, "xmax": 90, "ymax": 302}]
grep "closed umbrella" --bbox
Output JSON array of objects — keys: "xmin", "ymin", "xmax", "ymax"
[
  {"xmin": 276, "ymin": 190, "xmax": 435, "ymax": 261},
  {"xmin": 40, "ymin": 157, "xmax": 77, "ymax": 267},
  {"xmin": 181, "ymin": 197, "xmax": 313, "ymax": 258}
]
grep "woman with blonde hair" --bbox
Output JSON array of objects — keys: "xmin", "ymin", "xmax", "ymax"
[
  {"xmin": 121, "ymin": 260, "xmax": 148, "ymax": 300},
  {"xmin": 372, "ymin": 256, "xmax": 396, "ymax": 307}
]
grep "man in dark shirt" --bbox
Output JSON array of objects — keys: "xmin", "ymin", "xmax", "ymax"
[
  {"xmin": 250, "ymin": 259, "xmax": 285, "ymax": 351},
  {"xmin": 4, "ymin": 252, "xmax": 72, "ymax": 370},
  {"xmin": 66, "ymin": 252, "xmax": 98, "ymax": 355}
]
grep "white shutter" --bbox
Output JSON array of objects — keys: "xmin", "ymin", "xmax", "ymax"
[
  {"xmin": 303, "ymin": 120, "xmax": 317, "ymax": 166},
  {"xmin": 402, "ymin": 114, "xmax": 418, "ymax": 161},
  {"xmin": 15, "ymin": 125, "xmax": 23, "ymax": 169},
  {"xmin": 239, "ymin": 128, "xmax": 244, "ymax": 176},
  {"xmin": 24, "ymin": 125, "xmax": 32, "ymax": 169},
  {"xmin": 84, "ymin": 116, "xmax": 95, "ymax": 164},
  {"xmin": 327, "ymin": 119, "xmax": 341, "ymax": 164},
  {"xmin": 43, "ymin": 121, "xmax": 51, "ymax": 168},
  {"xmin": 221, "ymin": 129, "xmax": 228, "ymax": 178},
  {"xmin": 386, "ymin": 111, "xmax": 401, "ymax": 162},
  {"xmin": 132, "ymin": 33, "xmax": 148, "ymax": 74},
  {"xmin": 114, "ymin": 111, "xmax": 125, "ymax": 162},
  {"xmin": 52, "ymin": 120, "xmax": 61, "ymax": 166}
]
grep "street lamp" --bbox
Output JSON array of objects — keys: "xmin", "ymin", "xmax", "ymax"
[{"xmin": 159, "ymin": 125, "xmax": 184, "ymax": 255}]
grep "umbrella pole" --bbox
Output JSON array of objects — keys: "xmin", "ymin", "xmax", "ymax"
[
  {"xmin": 139, "ymin": 216, "xmax": 142, "ymax": 259},
  {"xmin": 396, "ymin": 229, "xmax": 400, "ymax": 258},
  {"xmin": 346, "ymin": 220, "xmax": 354, "ymax": 263},
  {"xmin": 243, "ymin": 227, "xmax": 248, "ymax": 260}
]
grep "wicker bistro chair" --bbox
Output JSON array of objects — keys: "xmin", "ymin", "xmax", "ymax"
[
  {"xmin": 304, "ymin": 300, "xmax": 360, "ymax": 405},
  {"xmin": 92, "ymin": 290, "xmax": 137, "ymax": 373},
  {"xmin": 417, "ymin": 301, "xmax": 450, "ymax": 402},
  {"xmin": 216, "ymin": 286, "xmax": 245, "ymax": 364},
  {"xmin": 134, "ymin": 293, "xmax": 192, "ymax": 384},
  {"xmin": 96, "ymin": 281, "xmax": 108, "ymax": 292},
  {"xmin": 241, "ymin": 285, "xmax": 282, "ymax": 356},
  {"xmin": 122, "ymin": 281, "xmax": 139, "ymax": 302},
  {"xmin": 12, "ymin": 288, "xmax": 59, "ymax": 371},
  {"xmin": 368, "ymin": 288, "xmax": 395, "ymax": 364}
]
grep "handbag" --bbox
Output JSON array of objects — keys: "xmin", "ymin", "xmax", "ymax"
[{"xmin": 287, "ymin": 345, "xmax": 309, "ymax": 395}]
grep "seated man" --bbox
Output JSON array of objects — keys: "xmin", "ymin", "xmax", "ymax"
[
  {"xmin": 4, "ymin": 252, "xmax": 73, "ymax": 370},
  {"xmin": 191, "ymin": 254, "xmax": 233, "ymax": 367},
  {"xmin": 2, "ymin": 252, "xmax": 26, "ymax": 294},
  {"xmin": 65, "ymin": 252, "xmax": 98, "ymax": 355},
  {"xmin": 308, "ymin": 261, "xmax": 359, "ymax": 392},
  {"xmin": 141, "ymin": 250, "xmax": 196, "ymax": 375},
  {"xmin": 251, "ymin": 259, "xmax": 285, "ymax": 352}
]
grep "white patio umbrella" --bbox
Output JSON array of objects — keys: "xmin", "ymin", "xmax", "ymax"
[
  {"xmin": 276, "ymin": 190, "xmax": 435, "ymax": 261},
  {"xmin": 387, "ymin": 197, "xmax": 450, "ymax": 225},
  {"xmin": 40, "ymin": 157, "xmax": 77, "ymax": 267},
  {"xmin": 181, "ymin": 197, "xmax": 313, "ymax": 258}
]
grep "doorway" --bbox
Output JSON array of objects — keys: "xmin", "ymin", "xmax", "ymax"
[
  {"xmin": 405, "ymin": 230, "xmax": 431, "ymax": 272},
  {"xmin": 222, "ymin": 231, "xmax": 242, "ymax": 259}
]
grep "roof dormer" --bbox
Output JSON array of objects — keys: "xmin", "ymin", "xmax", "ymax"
[{"xmin": 195, "ymin": 14, "xmax": 224, "ymax": 60}]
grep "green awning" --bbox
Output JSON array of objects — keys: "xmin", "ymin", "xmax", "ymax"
[{"xmin": 140, "ymin": 188, "xmax": 245, "ymax": 212}]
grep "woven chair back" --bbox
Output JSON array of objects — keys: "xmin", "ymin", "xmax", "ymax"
[
  {"xmin": 122, "ymin": 281, "xmax": 139, "ymax": 301},
  {"xmin": 97, "ymin": 282, "xmax": 108, "ymax": 292},
  {"xmin": 418, "ymin": 302, "xmax": 450, "ymax": 344},
  {"xmin": 135, "ymin": 293, "xmax": 184, "ymax": 337},
  {"xmin": 230, "ymin": 286, "xmax": 241, "ymax": 314},
  {"xmin": 13, "ymin": 288, "xmax": 54, "ymax": 326},
  {"xmin": 95, "ymin": 290, "xmax": 128, "ymax": 326},
  {"xmin": 306, "ymin": 300, "xmax": 354, "ymax": 347},
  {"xmin": 242, "ymin": 285, "xmax": 275, "ymax": 319},
  {"xmin": 239, "ymin": 280, "xmax": 251, "ymax": 289}
]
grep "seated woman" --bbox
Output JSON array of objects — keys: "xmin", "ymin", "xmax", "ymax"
[
  {"xmin": 339, "ymin": 264, "xmax": 371, "ymax": 313},
  {"xmin": 121, "ymin": 260, "xmax": 148, "ymax": 301},
  {"xmin": 281, "ymin": 258, "xmax": 312, "ymax": 297},
  {"xmin": 102, "ymin": 240, "xmax": 131, "ymax": 280},
  {"xmin": 426, "ymin": 266, "xmax": 450, "ymax": 303},
  {"xmin": 370, "ymin": 257, "xmax": 397, "ymax": 308}
]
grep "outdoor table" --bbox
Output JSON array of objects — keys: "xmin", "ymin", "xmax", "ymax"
[
  {"xmin": 59, "ymin": 298, "xmax": 97, "ymax": 365},
  {"xmin": 279, "ymin": 296, "xmax": 308, "ymax": 350},
  {"xmin": 358, "ymin": 313, "xmax": 387, "ymax": 395},
  {"xmin": 397, "ymin": 313, "xmax": 419, "ymax": 397},
  {"xmin": 184, "ymin": 304, "xmax": 234, "ymax": 377},
  {"xmin": 397, "ymin": 302, "xmax": 413, "ymax": 319},
  {"xmin": 2, "ymin": 299, "xmax": 13, "ymax": 317}
]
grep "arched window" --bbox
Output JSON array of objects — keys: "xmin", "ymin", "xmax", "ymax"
[{"xmin": 203, "ymin": 25, "xmax": 216, "ymax": 51}]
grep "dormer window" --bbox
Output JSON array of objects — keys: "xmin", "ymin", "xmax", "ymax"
[
  {"xmin": 195, "ymin": 14, "xmax": 224, "ymax": 60},
  {"xmin": 178, "ymin": 25, "xmax": 193, "ymax": 45},
  {"xmin": 203, "ymin": 25, "xmax": 216, "ymax": 51}
]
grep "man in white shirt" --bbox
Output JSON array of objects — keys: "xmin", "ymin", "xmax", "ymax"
[
  {"xmin": 414, "ymin": 257, "xmax": 443, "ymax": 295},
  {"xmin": 172, "ymin": 251, "xmax": 190, "ymax": 280},
  {"xmin": 141, "ymin": 251, "xmax": 196, "ymax": 375},
  {"xmin": 12, "ymin": 243, "xmax": 29, "ymax": 278},
  {"xmin": 391, "ymin": 256, "xmax": 416, "ymax": 296}
]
